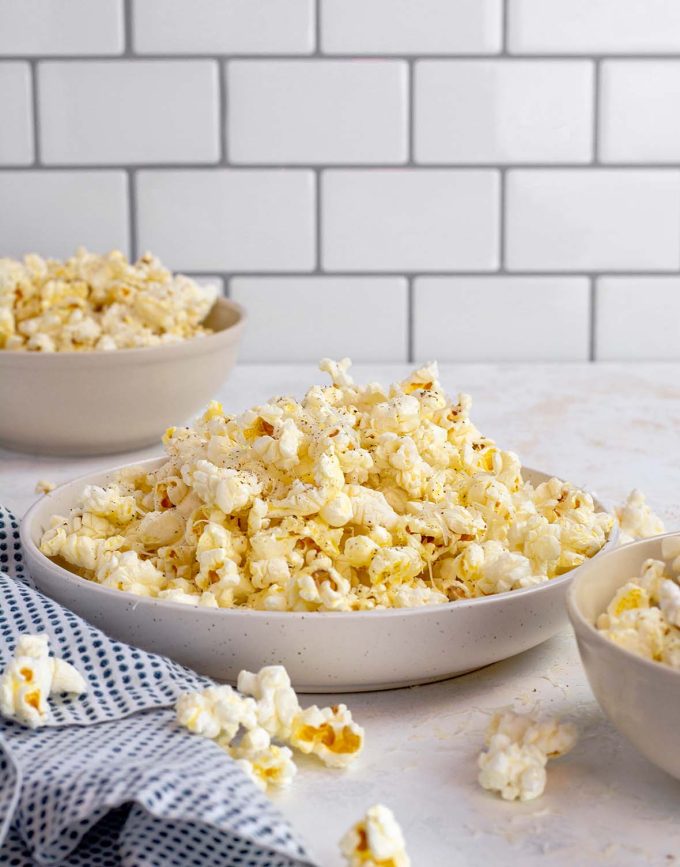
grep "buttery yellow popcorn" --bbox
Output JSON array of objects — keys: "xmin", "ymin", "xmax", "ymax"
[
  {"xmin": 34, "ymin": 479, "xmax": 56, "ymax": 495},
  {"xmin": 340, "ymin": 804, "xmax": 410, "ymax": 867},
  {"xmin": 478, "ymin": 711, "xmax": 577, "ymax": 802},
  {"xmin": 0, "ymin": 248, "xmax": 217, "ymax": 352},
  {"xmin": 616, "ymin": 489, "xmax": 666, "ymax": 545},
  {"xmin": 39, "ymin": 359, "xmax": 612, "ymax": 611},
  {"xmin": 597, "ymin": 541, "xmax": 680, "ymax": 669},
  {"xmin": 0, "ymin": 633, "xmax": 87, "ymax": 728},
  {"xmin": 176, "ymin": 664, "xmax": 363, "ymax": 792}
]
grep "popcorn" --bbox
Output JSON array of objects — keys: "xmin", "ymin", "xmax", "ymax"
[
  {"xmin": 478, "ymin": 711, "xmax": 577, "ymax": 802},
  {"xmin": 40, "ymin": 360, "xmax": 612, "ymax": 611},
  {"xmin": 177, "ymin": 664, "xmax": 363, "ymax": 795},
  {"xmin": 0, "ymin": 633, "xmax": 87, "ymax": 728},
  {"xmin": 289, "ymin": 703, "xmax": 364, "ymax": 768},
  {"xmin": 616, "ymin": 490, "xmax": 665, "ymax": 545},
  {"xmin": 34, "ymin": 479, "xmax": 56, "ymax": 495},
  {"xmin": 598, "ymin": 550, "xmax": 680, "ymax": 669},
  {"xmin": 0, "ymin": 248, "xmax": 217, "ymax": 352},
  {"xmin": 340, "ymin": 804, "xmax": 410, "ymax": 867}
]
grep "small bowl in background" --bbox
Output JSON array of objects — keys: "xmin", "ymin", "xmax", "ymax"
[
  {"xmin": 567, "ymin": 534, "xmax": 680, "ymax": 781},
  {"xmin": 0, "ymin": 297, "xmax": 246, "ymax": 456}
]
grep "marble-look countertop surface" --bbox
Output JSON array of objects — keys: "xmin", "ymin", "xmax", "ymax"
[{"xmin": 2, "ymin": 362, "xmax": 680, "ymax": 866}]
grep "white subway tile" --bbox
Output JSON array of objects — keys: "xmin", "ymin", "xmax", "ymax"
[
  {"xmin": 137, "ymin": 170, "xmax": 315, "ymax": 271},
  {"xmin": 596, "ymin": 278, "xmax": 680, "ymax": 360},
  {"xmin": 323, "ymin": 170, "xmax": 499, "ymax": 271},
  {"xmin": 0, "ymin": 63, "xmax": 33, "ymax": 165},
  {"xmin": 415, "ymin": 61, "xmax": 592, "ymax": 164},
  {"xmin": 414, "ymin": 277, "xmax": 590, "ymax": 362},
  {"xmin": 506, "ymin": 170, "xmax": 680, "ymax": 271},
  {"xmin": 0, "ymin": 0, "xmax": 123, "ymax": 55},
  {"xmin": 322, "ymin": 0, "xmax": 502, "ymax": 54},
  {"xmin": 39, "ymin": 61, "xmax": 219, "ymax": 165},
  {"xmin": 509, "ymin": 0, "xmax": 680, "ymax": 54},
  {"xmin": 228, "ymin": 60, "xmax": 407, "ymax": 164},
  {"xmin": 231, "ymin": 277, "xmax": 408, "ymax": 361},
  {"xmin": 0, "ymin": 171, "xmax": 128, "ymax": 258},
  {"xmin": 133, "ymin": 0, "xmax": 314, "ymax": 54},
  {"xmin": 601, "ymin": 62, "xmax": 680, "ymax": 163}
]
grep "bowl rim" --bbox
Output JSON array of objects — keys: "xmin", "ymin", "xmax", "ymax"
[
  {"xmin": 21, "ymin": 457, "xmax": 617, "ymax": 622},
  {"xmin": 566, "ymin": 531, "xmax": 680, "ymax": 680},
  {"xmin": 0, "ymin": 295, "xmax": 246, "ymax": 362}
]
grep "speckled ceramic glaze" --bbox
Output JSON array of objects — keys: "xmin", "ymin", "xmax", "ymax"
[
  {"xmin": 22, "ymin": 460, "xmax": 615, "ymax": 693},
  {"xmin": 0, "ymin": 297, "xmax": 245, "ymax": 456},
  {"xmin": 568, "ymin": 534, "xmax": 680, "ymax": 781}
]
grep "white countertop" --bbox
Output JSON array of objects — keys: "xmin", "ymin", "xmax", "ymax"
[{"xmin": 2, "ymin": 362, "xmax": 680, "ymax": 866}]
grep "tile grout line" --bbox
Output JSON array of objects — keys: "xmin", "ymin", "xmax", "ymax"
[
  {"xmin": 314, "ymin": 0, "xmax": 321, "ymax": 55},
  {"xmin": 407, "ymin": 277, "xmax": 415, "ymax": 363},
  {"xmin": 593, "ymin": 59, "xmax": 602, "ymax": 164},
  {"xmin": 315, "ymin": 169, "xmax": 322, "ymax": 272},
  {"xmin": 407, "ymin": 59, "xmax": 415, "ymax": 162},
  {"xmin": 28, "ymin": 59, "xmax": 41, "ymax": 165},
  {"xmin": 3, "ymin": 162, "xmax": 680, "ymax": 171},
  {"xmin": 127, "ymin": 169, "xmax": 138, "ymax": 260},
  {"xmin": 502, "ymin": 0, "xmax": 510, "ymax": 55},
  {"xmin": 219, "ymin": 61, "xmax": 229, "ymax": 164},
  {"xmin": 13, "ymin": 52, "xmax": 680, "ymax": 61},
  {"xmin": 499, "ymin": 169, "xmax": 507, "ymax": 269},
  {"xmin": 123, "ymin": 0, "xmax": 134, "ymax": 56}
]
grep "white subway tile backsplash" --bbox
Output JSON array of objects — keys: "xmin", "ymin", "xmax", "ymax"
[
  {"xmin": 321, "ymin": 0, "xmax": 502, "ymax": 55},
  {"xmin": 415, "ymin": 60, "xmax": 593, "ymax": 164},
  {"xmin": 507, "ymin": 170, "xmax": 680, "ymax": 271},
  {"xmin": 601, "ymin": 62, "xmax": 680, "ymax": 163},
  {"xmin": 231, "ymin": 277, "xmax": 408, "ymax": 361},
  {"xmin": 509, "ymin": 0, "xmax": 680, "ymax": 54},
  {"xmin": 0, "ymin": 0, "xmax": 123, "ymax": 56},
  {"xmin": 137, "ymin": 170, "xmax": 315, "ymax": 271},
  {"xmin": 0, "ymin": 63, "xmax": 33, "ymax": 164},
  {"xmin": 133, "ymin": 0, "xmax": 314, "ymax": 55},
  {"xmin": 323, "ymin": 170, "xmax": 499, "ymax": 271},
  {"xmin": 596, "ymin": 277, "xmax": 680, "ymax": 360},
  {"xmin": 39, "ymin": 61, "xmax": 220, "ymax": 165},
  {"xmin": 414, "ymin": 277, "xmax": 590, "ymax": 361},
  {"xmin": 228, "ymin": 61, "xmax": 407, "ymax": 164},
  {"xmin": 0, "ymin": 171, "xmax": 128, "ymax": 258}
]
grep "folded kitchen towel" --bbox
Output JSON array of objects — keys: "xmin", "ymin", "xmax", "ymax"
[{"xmin": 0, "ymin": 506, "xmax": 315, "ymax": 867}]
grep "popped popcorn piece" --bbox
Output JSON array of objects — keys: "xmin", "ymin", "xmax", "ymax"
[
  {"xmin": 34, "ymin": 479, "xmax": 56, "ymax": 495},
  {"xmin": 616, "ymin": 490, "xmax": 666, "ymax": 545},
  {"xmin": 597, "ymin": 549, "xmax": 680, "ymax": 670},
  {"xmin": 0, "ymin": 248, "xmax": 217, "ymax": 352},
  {"xmin": 340, "ymin": 804, "xmax": 410, "ymax": 867},
  {"xmin": 290, "ymin": 703, "xmax": 364, "ymax": 768},
  {"xmin": 176, "ymin": 685, "xmax": 257, "ymax": 743},
  {"xmin": 233, "ymin": 744, "xmax": 297, "ymax": 791},
  {"xmin": 0, "ymin": 633, "xmax": 87, "ymax": 728},
  {"xmin": 237, "ymin": 665, "xmax": 300, "ymax": 740},
  {"xmin": 40, "ymin": 360, "xmax": 612, "ymax": 611},
  {"xmin": 478, "ymin": 711, "xmax": 577, "ymax": 801}
]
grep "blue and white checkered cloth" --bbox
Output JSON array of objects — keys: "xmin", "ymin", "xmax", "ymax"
[{"xmin": 0, "ymin": 506, "xmax": 315, "ymax": 867}]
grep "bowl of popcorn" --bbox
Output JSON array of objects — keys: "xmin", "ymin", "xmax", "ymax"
[
  {"xmin": 22, "ymin": 360, "xmax": 615, "ymax": 692},
  {"xmin": 0, "ymin": 248, "xmax": 245, "ymax": 455},
  {"xmin": 567, "ymin": 533, "xmax": 680, "ymax": 780}
]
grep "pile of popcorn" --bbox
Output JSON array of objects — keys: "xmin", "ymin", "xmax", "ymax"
[
  {"xmin": 597, "ymin": 536, "xmax": 680, "ymax": 670},
  {"xmin": 176, "ymin": 664, "xmax": 364, "ymax": 791},
  {"xmin": 39, "ymin": 358, "xmax": 613, "ymax": 611},
  {"xmin": 477, "ymin": 711, "xmax": 578, "ymax": 801},
  {"xmin": 0, "ymin": 633, "xmax": 87, "ymax": 728},
  {"xmin": 0, "ymin": 248, "xmax": 218, "ymax": 352}
]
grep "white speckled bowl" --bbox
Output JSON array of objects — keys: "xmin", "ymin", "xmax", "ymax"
[
  {"xmin": 567, "ymin": 534, "xmax": 680, "ymax": 781},
  {"xmin": 21, "ymin": 461, "xmax": 615, "ymax": 692},
  {"xmin": 0, "ymin": 297, "xmax": 245, "ymax": 456}
]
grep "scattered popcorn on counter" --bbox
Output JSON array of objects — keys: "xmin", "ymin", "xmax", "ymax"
[
  {"xmin": 340, "ymin": 804, "xmax": 410, "ymax": 867},
  {"xmin": 616, "ymin": 489, "xmax": 666, "ymax": 545},
  {"xmin": 39, "ymin": 360, "xmax": 613, "ymax": 612},
  {"xmin": 0, "ymin": 633, "xmax": 87, "ymax": 728},
  {"xmin": 478, "ymin": 711, "xmax": 577, "ymax": 802},
  {"xmin": 34, "ymin": 479, "xmax": 56, "ymax": 495},
  {"xmin": 176, "ymin": 664, "xmax": 364, "ymax": 792},
  {"xmin": 0, "ymin": 248, "xmax": 218, "ymax": 352},
  {"xmin": 597, "ymin": 537, "xmax": 680, "ymax": 669}
]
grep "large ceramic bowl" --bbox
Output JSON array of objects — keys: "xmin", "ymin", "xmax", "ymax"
[
  {"xmin": 21, "ymin": 460, "xmax": 615, "ymax": 693},
  {"xmin": 567, "ymin": 534, "xmax": 680, "ymax": 781},
  {"xmin": 0, "ymin": 297, "xmax": 245, "ymax": 456}
]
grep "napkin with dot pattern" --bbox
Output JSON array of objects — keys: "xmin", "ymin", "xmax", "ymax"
[{"xmin": 0, "ymin": 506, "xmax": 315, "ymax": 867}]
